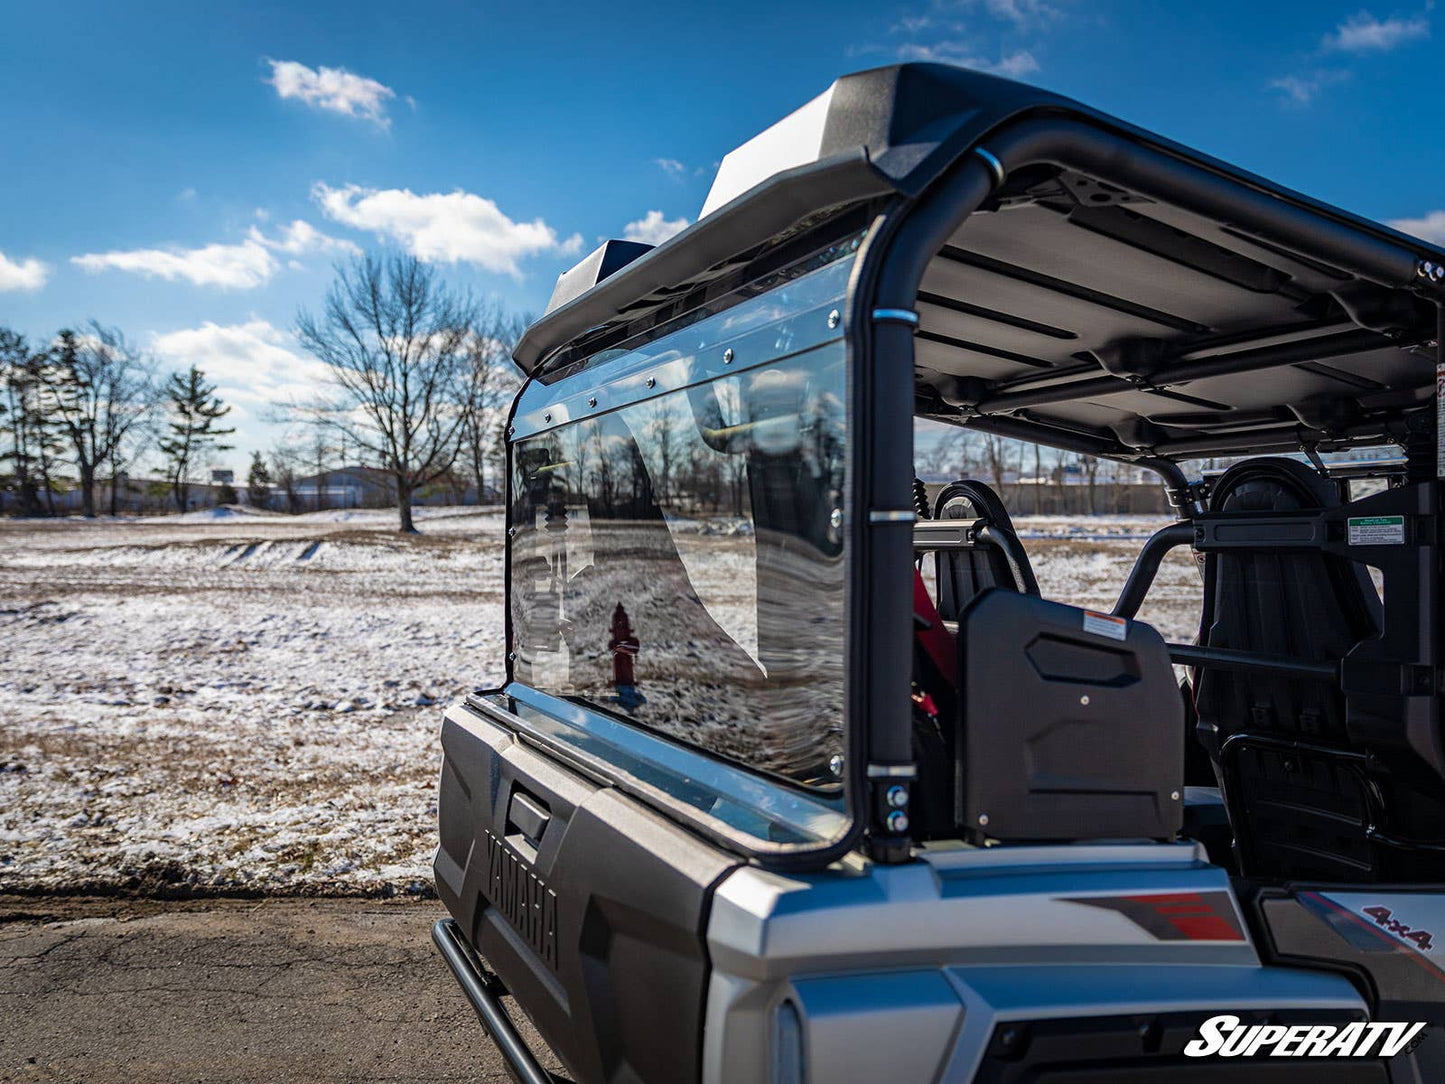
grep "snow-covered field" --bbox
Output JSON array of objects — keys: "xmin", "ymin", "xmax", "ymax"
[
  {"xmin": 0, "ymin": 508, "xmax": 1200, "ymax": 895},
  {"xmin": 1, "ymin": 507, "xmax": 506, "ymax": 896}
]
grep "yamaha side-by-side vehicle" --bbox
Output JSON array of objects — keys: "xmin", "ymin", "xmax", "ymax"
[{"xmin": 431, "ymin": 64, "xmax": 1445, "ymax": 1082}]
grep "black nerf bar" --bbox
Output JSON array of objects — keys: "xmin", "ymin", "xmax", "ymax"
[{"xmin": 431, "ymin": 919, "xmax": 555, "ymax": 1084}]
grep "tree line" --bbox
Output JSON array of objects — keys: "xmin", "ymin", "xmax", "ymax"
[
  {"xmin": 1, "ymin": 252, "xmax": 523, "ymax": 530},
  {"xmin": 0, "ymin": 324, "xmax": 234, "ymax": 517}
]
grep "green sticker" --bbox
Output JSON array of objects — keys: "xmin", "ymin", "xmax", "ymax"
[{"xmin": 1347, "ymin": 515, "xmax": 1405, "ymax": 546}]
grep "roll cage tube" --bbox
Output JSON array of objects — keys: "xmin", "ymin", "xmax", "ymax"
[
  {"xmin": 853, "ymin": 110, "xmax": 1440, "ymax": 862},
  {"xmin": 849, "ymin": 153, "xmax": 1000, "ymax": 862}
]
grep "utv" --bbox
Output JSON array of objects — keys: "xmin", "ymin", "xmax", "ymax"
[{"xmin": 433, "ymin": 64, "xmax": 1445, "ymax": 1082}]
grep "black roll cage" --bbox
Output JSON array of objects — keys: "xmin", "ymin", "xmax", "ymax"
[
  {"xmin": 499, "ymin": 93, "xmax": 1445, "ymax": 870},
  {"xmin": 849, "ymin": 113, "xmax": 1444, "ymax": 862}
]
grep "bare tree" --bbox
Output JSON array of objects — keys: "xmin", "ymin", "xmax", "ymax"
[
  {"xmin": 1077, "ymin": 452, "xmax": 1101, "ymax": 515},
  {"xmin": 459, "ymin": 305, "xmax": 523, "ymax": 505},
  {"xmin": 45, "ymin": 323, "xmax": 157, "ymax": 517},
  {"xmin": 295, "ymin": 254, "xmax": 476, "ymax": 532},
  {"xmin": 269, "ymin": 440, "xmax": 304, "ymax": 514},
  {"xmin": 1032, "ymin": 442, "xmax": 1042, "ymax": 514},
  {"xmin": 306, "ymin": 428, "xmax": 332, "ymax": 511},
  {"xmin": 915, "ymin": 423, "xmax": 974, "ymax": 481},
  {"xmin": 981, "ymin": 433, "xmax": 1009, "ymax": 494}
]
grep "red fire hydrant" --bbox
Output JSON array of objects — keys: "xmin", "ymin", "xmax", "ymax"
[{"xmin": 609, "ymin": 603, "xmax": 645, "ymax": 711}]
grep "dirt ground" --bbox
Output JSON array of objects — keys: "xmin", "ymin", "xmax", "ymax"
[{"xmin": 0, "ymin": 894, "xmax": 565, "ymax": 1084}]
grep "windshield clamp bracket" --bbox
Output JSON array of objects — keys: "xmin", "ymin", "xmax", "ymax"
[
  {"xmin": 866, "ymin": 763, "xmax": 918, "ymax": 780},
  {"xmin": 868, "ymin": 509, "xmax": 917, "ymax": 524}
]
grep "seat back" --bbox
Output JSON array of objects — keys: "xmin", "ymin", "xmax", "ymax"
[
  {"xmin": 1194, "ymin": 457, "xmax": 1383, "ymax": 879},
  {"xmin": 932, "ymin": 480, "xmax": 1038, "ymax": 622},
  {"xmin": 958, "ymin": 590, "xmax": 1183, "ymax": 842}
]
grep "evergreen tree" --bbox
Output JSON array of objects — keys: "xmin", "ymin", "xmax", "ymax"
[
  {"xmin": 0, "ymin": 329, "xmax": 46, "ymax": 515},
  {"xmin": 246, "ymin": 450, "xmax": 272, "ymax": 508},
  {"xmin": 159, "ymin": 366, "xmax": 234, "ymax": 512}
]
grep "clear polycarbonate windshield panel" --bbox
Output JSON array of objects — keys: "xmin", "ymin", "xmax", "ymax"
[{"xmin": 508, "ymin": 259, "xmax": 850, "ymax": 805}]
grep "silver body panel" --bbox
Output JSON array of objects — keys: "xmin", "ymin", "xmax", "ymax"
[{"xmin": 702, "ymin": 843, "xmax": 1367, "ymax": 1082}]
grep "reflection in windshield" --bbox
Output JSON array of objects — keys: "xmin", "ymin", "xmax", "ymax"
[{"xmin": 510, "ymin": 343, "xmax": 846, "ymax": 789}]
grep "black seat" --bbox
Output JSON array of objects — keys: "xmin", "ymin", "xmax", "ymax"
[
  {"xmin": 931, "ymin": 480, "xmax": 1039, "ymax": 622},
  {"xmin": 1193, "ymin": 457, "xmax": 1384, "ymax": 879},
  {"xmin": 958, "ymin": 590, "xmax": 1183, "ymax": 843}
]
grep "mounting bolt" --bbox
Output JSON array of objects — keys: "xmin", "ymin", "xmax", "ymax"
[
  {"xmin": 646, "ymin": 377, "xmax": 656, "ymax": 389},
  {"xmin": 885, "ymin": 784, "xmax": 909, "ymax": 808},
  {"xmin": 885, "ymin": 810, "xmax": 909, "ymax": 834},
  {"xmin": 544, "ymin": 412, "xmax": 552, "ymax": 423},
  {"xmin": 978, "ymin": 813, "xmax": 990, "ymax": 827},
  {"xmin": 1171, "ymin": 791, "xmax": 1181, "ymax": 801},
  {"xmin": 507, "ymin": 425, "xmax": 515, "ymax": 435},
  {"xmin": 723, "ymin": 348, "xmax": 734, "ymax": 363},
  {"xmin": 828, "ymin": 754, "xmax": 844, "ymax": 776},
  {"xmin": 507, "ymin": 526, "xmax": 517, "ymax": 537},
  {"xmin": 1079, "ymin": 694, "xmax": 1090, "ymax": 706},
  {"xmin": 587, "ymin": 396, "xmax": 597, "ymax": 408},
  {"xmin": 827, "ymin": 309, "xmax": 841, "ymax": 329}
]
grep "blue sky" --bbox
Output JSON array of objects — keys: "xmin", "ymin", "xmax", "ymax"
[{"xmin": 2, "ymin": 0, "xmax": 1443, "ymax": 468}]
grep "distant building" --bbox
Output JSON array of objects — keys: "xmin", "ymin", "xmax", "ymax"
[{"xmin": 282, "ymin": 467, "xmax": 397, "ymax": 510}]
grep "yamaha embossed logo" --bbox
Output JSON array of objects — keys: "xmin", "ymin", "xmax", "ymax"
[{"xmin": 484, "ymin": 830, "xmax": 559, "ymax": 969}]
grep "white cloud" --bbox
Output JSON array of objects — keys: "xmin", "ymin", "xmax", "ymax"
[
  {"xmin": 73, "ymin": 240, "xmax": 277, "ymax": 289},
  {"xmin": 151, "ymin": 320, "xmax": 332, "ymax": 407},
  {"xmin": 654, "ymin": 158, "xmax": 686, "ymax": 178},
  {"xmin": 265, "ymin": 59, "xmax": 397, "ymax": 126},
  {"xmin": 1268, "ymin": 69, "xmax": 1350, "ymax": 106},
  {"xmin": 312, "ymin": 182, "xmax": 582, "ymax": 275},
  {"xmin": 0, "ymin": 250, "xmax": 50, "ymax": 292},
  {"xmin": 891, "ymin": 15, "xmax": 934, "ymax": 33},
  {"xmin": 896, "ymin": 43, "xmax": 1040, "ymax": 77},
  {"xmin": 72, "ymin": 220, "xmax": 354, "ymax": 289},
  {"xmin": 979, "ymin": 0, "xmax": 1061, "ymax": 30},
  {"xmin": 1323, "ymin": 11, "xmax": 1430, "ymax": 52},
  {"xmin": 621, "ymin": 210, "xmax": 691, "ymax": 246},
  {"xmin": 248, "ymin": 219, "xmax": 360, "ymax": 257},
  {"xmin": 1388, "ymin": 210, "xmax": 1445, "ymax": 245}
]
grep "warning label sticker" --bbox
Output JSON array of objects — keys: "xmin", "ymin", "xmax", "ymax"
[
  {"xmin": 1437, "ymin": 362, "xmax": 1445, "ymax": 479},
  {"xmin": 1083, "ymin": 611, "xmax": 1128, "ymax": 641},
  {"xmin": 1347, "ymin": 515, "xmax": 1406, "ymax": 546}
]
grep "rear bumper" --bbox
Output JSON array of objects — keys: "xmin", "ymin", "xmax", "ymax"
[{"xmin": 431, "ymin": 919, "xmax": 557, "ymax": 1084}]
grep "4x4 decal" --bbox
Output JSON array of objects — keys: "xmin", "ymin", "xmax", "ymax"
[{"xmin": 1361, "ymin": 905, "xmax": 1435, "ymax": 951}]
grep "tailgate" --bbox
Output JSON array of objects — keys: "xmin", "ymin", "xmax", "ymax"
[{"xmin": 435, "ymin": 699, "xmax": 740, "ymax": 1084}]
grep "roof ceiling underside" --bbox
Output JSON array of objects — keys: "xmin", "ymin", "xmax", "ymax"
[{"xmin": 915, "ymin": 169, "xmax": 1440, "ymax": 460}]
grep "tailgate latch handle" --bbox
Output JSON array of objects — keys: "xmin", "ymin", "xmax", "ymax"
[{"xmin": 507, "ymin": 791, "xmax": 551, "ymax": 848}]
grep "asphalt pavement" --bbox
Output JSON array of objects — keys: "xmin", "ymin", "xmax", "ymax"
[{"xmin": 0, "ymin": 895, "xmax": 566, "ymax": 1083}]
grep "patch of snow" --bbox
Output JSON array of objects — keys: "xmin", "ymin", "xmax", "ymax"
[{"xmin": 0, "ymin": 511, "xmax": 1199, "ymax": 894}]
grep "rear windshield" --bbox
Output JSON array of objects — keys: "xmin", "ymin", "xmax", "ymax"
[{"xmin": 509, "ymin": 339, "xmax": 847, "ymax": 790}]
